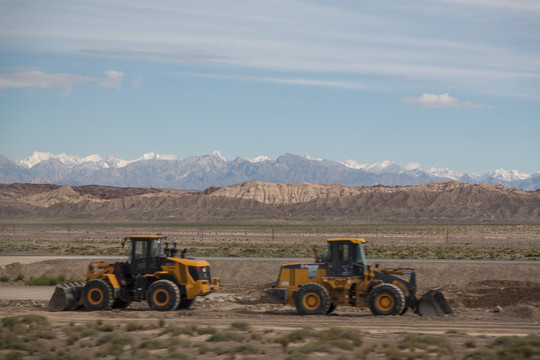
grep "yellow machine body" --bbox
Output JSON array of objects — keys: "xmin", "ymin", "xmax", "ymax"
[
  {"xmin": 48, "ymin": 235, "xmax": 219, "ymax": 312},
  {"xmin": 267, "ymin": 238, "xmax": 455, "ymax": 316}
]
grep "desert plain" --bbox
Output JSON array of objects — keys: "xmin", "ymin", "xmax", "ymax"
[{"xmin": 0, "ymin": 222, "xmax": 539, "ymax": 360}]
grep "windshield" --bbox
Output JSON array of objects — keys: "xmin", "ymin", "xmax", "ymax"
[
  {"xmin": 354, "ymin": 243, "xmax": 367, "ymax": 266},
  {"xmin": 151, "ymin": 238, "xmax": 164, "ymax": 257}
]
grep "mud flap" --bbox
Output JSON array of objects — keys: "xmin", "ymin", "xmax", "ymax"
[
  {"xmin": 47, "ymin": 281, "xmax": 85, "ymax": 312},
  {"xmin": 417, "ymin": 288, "xmax": 456, "ymax": 317}
]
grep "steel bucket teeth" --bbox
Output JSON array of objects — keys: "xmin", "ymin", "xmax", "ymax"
[{"xmin": 47, "ymin": 281, "xmax": 85, "ymax": 312}]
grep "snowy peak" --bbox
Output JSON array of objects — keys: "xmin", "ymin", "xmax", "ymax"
[
  {"xmin": 344, "ymin": 160, "xmax": 404, "ymax": 174},
  {"xmin": 488, "ymin": 169, "xmax": 529, "ymax": 182},
  {"xmin": 138, "ymin": 153, "xmax": 176, "ymax": 161},
  {"xmin": 17, "ymin": 151, "xmax": 110, "ymax": 168},
  {"xmin": 422, "ymin": 167, "xmax": 463, "ymax": 180},
  {"xmin": 17, "ymin": 151, "xmax": 65, "ymax": 168},
  {"xmin": 6, "ymin": 151, "xmax": 538, "ymax": 190},
  {"xmin": 304, "ymin": 155, "xmax": 323, "ymax": 162},
  {"xmin": 210, "ymin": 150, "xmax": 227, "ymax": 161},
  {"xmin": 246, "ymin": 155, "xmax": 271, "ymax": 163},
  {"xmin": 18, "ymin": 151, "xmax": 175, "ymax": 169}
]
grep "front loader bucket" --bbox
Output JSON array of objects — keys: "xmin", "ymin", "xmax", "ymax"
[
  {"xmin": 47, "ymin": 281, "xmax": 85, "ymax": 312},
  {"xmin": 417, "ymin": 289, "xmax": 456, "ymax": 317}
]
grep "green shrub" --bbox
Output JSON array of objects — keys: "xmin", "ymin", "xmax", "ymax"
[
  {"xmin": 230, "ymin": 321, "xmax": 250, "ymax": 331},
  {"xmin": 275, "ymin": 328, "xmax": 315, "ymax": 349},
  {"xmin": 317, "ymin": 327, "xmax": 362, "ymax": 347},
  {"xmin": 24, "ymin": 274, "xmax": 66, "ymax": 286},
  {"xmin": 297, "ymin": 341, "xmax": 334, "ymax": 354},
  {"xmin": 139, "ymin": 338, "xmax": 167, "ymax": 349},
  {"xmin": 225, "ymin": 343, "xmax": 264, "ymax": 355},
  {"xmin": 160, "ymin": 325, "xmax": 197, "ymax": 336},
  {"xmin": 285, "ymin": 353, "xmax": 308, "ymax": 360},
  {"xmin": 5, "ymin": 351, "xmax": 24, "ymax": 360},
  {"xmin": 489, "ymin": 334, "xmax": 540, "ymax": 360},
  {"xmin": 207, "ymin": 331, "xmax": 244, "ymax": 342},
  {"xmin": 95, "ymin": 333, "xmax": 134, "ymax": 346},
  {"xmin": 167, "ymin": 352, "xmax": 192, "ymax": 360},
  {"xmin": 127, "ymin": 322, "xmax": 146, "ymax": 332},
  {"xmin": 196, "ymin": 326, "xmax": 217, "ymax": 335},
  {"xmin": 96, "ymin": 342, "xmax": 125, "ymax": 357},
  {"xmin": 1, "ymin": 314, "xmax": 50, "ymax": 336},
  {"xmin": 398, "ymin": 333, "xmax": 453, "ymax": 355}
]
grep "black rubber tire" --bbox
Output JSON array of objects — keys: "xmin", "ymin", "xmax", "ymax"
[
  {"xmin": 147, "ymin": 280, "xmax": 181, "ymax": 311},
  {"xmin": 368, "ymin": 283, "xmax": 405, "ymax": 316},
  {"xmin": 82, "ymin": 279, "xmax": 114, "ymax": 311},
  {"xmin": 177, "ymin": 297, "xmax": 196, "ymax": 310},
  {"xmin": 295, "ymin": 283, "xmax": 331, "ymax": 315}
]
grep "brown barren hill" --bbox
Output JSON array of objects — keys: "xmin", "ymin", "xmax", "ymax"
[{"xmin": 0, "ymin": 180, "xmax": 539, "ymax": 223}]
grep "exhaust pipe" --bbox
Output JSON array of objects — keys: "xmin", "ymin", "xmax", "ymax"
[
  {"xmin": 417, "ymin": 288, "xmax": 456, "ymax": 317},
  {"xmin": 47, "ymin": 281, "xmax": 85, "ymax": 312}
]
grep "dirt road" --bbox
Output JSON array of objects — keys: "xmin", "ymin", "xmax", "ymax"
[
  {"xmin": 1, "ymin": 256, "xmax": 539, "ymax": 336},
  {"xmin": 1, "ymin": 256, "xmax": 539, "ymax": 360}
]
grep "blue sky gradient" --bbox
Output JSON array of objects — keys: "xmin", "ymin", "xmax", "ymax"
[{"xmin": 1, "ymin": 1, "xmax": 539, "ymax": 173}]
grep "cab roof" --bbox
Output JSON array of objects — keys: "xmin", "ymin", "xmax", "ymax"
[{"xmin": 327, "ymin": 238, "xmax": 366, "ymax": 244}]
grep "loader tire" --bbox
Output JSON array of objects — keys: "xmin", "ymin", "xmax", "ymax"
[
  {"xmin": 147, "ymin": 280, "xmax": 181, "ymax": 311},
  {"xmin": 82, "ymin": 279, "xmax": 114, "ymax": 311},
  {"xmin": 295, "ymin": 283, "xmax": 331, "ymax": 315},
  {"xmin": 368, "ymin": 283, "xmax": 405, "ymax": 316}
]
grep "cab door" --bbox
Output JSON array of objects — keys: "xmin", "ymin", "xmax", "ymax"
[
  {"xmin": 130, "ymin": 239, "xmax": 151, "ymax": 274},
  {"xmin": 327, "ymin": 241, "xmax": 353, "ymax": 277}
]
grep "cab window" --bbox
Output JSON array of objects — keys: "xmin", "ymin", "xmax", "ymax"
[
  {"xmin": 133, "ymin": 240, "xmax": 147, "ymax": 260},
  {"xmin": 338, "ymin": 243, "xmax": 349, "ymax": 261}
]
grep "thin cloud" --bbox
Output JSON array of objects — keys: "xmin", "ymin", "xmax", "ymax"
[
  {"xmin": 132, "ymin": 75, "xmax": 143, "ymax": 88},
  {"xmin": 83, "ymin": 48, "xmax": 225, "ymax": 62},
  {"xmin": 443, "ymin": 0, "xmax": 540, "ymax": 13},
  {"xmin": 405, "ymin": 162, "xmax": 421, "ymax": 170},
  {"xmin": 0, "ymin": 68, "xmax": 125, "ymax": 97},
  {"xmin": 100, "ymin": 70, "xmax": 125, "ymax": 89},
  {"xmin": 174, "ymin": 71, "xmax": 366, "ymax": 90},
  {"xmin": 402, "ymin": 93, "xmax": 490, "ymax": 109}
]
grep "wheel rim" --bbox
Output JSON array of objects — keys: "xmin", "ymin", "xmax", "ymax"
[
  {"xmin": 153, "ymin": 289, "xmax": 170, "ymax": 306},
  {"xmin": 303, "ymin": 293, "xmax": 321, "ymax": 310},
  {"xmin": 376, "ymin": 293, "xmax": 394, "ymax": 311},
  {"xmin": 88, "ymin": 288, "xmax": 104, "ymax": 305}
]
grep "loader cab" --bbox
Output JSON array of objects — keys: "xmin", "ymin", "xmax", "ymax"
[
  {"xmin": 124, "ymin": 236, "xmax": 167, "ymax": 275},
  {"xmin": 326, "ymin": 238, "xmax": 367, "ymax": 278}
]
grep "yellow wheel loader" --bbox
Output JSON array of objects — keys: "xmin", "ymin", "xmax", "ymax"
[
  {"xmin": 47, "ymin": 235, "xmax": 219, "ymax": 312},
  {"xmin": 266, "ymin": 238, "xmax": 455, "ymax": 317}
]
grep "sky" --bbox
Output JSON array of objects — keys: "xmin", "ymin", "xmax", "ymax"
[{"xmin": 1, "ymin": 0, "xmax": 539, "ymax": 174}]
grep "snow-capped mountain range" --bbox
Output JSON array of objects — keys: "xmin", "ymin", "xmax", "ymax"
[{"xmin": 1, "ymin": 151, "xmax": 538, "ymax": 191}]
